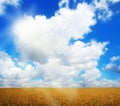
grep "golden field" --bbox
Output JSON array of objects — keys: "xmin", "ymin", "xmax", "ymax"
[{"xmin": 0, "ymin": 88, "xmax": 120, "ymax": 106}]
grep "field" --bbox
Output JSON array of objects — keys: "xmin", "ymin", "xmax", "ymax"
[{"xmin": 0, "ymin": 88, "xmax": 120, "ymax": 106}]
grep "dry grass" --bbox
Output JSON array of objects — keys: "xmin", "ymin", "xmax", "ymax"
[{"xmin": 0, "ymin": 88, "xmax": 120, "ymax": 106}]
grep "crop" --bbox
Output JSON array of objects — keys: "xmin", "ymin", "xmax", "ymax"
[{"xmin": 0, "ymin": 88, "xmax": 120, "ymax": 106}]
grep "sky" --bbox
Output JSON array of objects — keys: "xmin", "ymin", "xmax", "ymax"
[{"xmin": 0, "ymin": 0, "xmax": 120, "ymax": 87}]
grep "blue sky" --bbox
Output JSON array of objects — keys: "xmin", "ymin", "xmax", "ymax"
[{"xmin": 0, "ymin": 0, "xmax": 120, "ymax": 87}]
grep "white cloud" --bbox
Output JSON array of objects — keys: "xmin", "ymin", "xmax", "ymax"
[
  {"xmin": 94, "ymin": 0, "xmax": 120, "ymax": 9},
  {"xmin": 105, "ymin": 63, "xmax": 120, "ymax": 72},
  {"xmin": 60, "ymin": 41, "xmax": 107, "ymax": 65},
  {"xmin": 59, "ymin": 0, "xmax": 120, "ymax": 21},
  {"xmin": 0, "ymin": 0, "xmax": 20, "ymax": 14},
  {"xmin": 111, "ymin": 56, "xmax": 120, "ymax": 62},
  {"xmin": 94, "ymin": 0, "xmax": 109, "ymax": 10},
  {"xmin": 34, "ymin": 41, "xmax": 105, "ymax": 87},
  {"xmin": 1, "ymin": 51, "xmax": 120, "ymax": 87},
  {"xmin": 13, "ymin": 3, "xmax": 96, "ymax": 63},
  {"xmin": 92, "ymin": 0, "xmax": 119, "ymax": 21},
  {"xmin": 105, "ymin": 56, "xmax": 120, "ymax": 73},
  {"xmin": 93, "ymin": 0, "xmax": 114, "ymax": 20},
  {"xmin": 0, "ymin": 51, "xmax": 41, "ymax": 87}
]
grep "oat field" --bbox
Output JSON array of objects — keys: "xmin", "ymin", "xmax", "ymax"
[{"xmin": 0, "ymin": 88, "xmax": 120, "ymax": 106}]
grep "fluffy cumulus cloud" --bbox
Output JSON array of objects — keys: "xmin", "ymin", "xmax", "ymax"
[
  {"xmin": 111, "ymin": 56, "xmax": 120, "ymax": 62},
  {"xmin": 93, "ymin": 0, "xmax": 111, "ymax": 20},
  {"xmin": 0, "ymin": 52, "xmax": 45, "ymax": 87},
  {"xmin": 1, "ymin": 51, "xmax": 120, "ymax": 87},
  {"xmin": 13, "ymin": 3, "xmax": 96, "ymax": 63},
  {"xmin": 105, "ymin": 56, "xmax": 120, "ymax": 73},
  {"xmin": 105, "ymin": 63, "xmax": 120, "ymax": 73},
  {"xmin": 0, "ymin": 0, "xmax": 120, "ymax": 87},
  {"xmin": 0, "ymin": 0, "xmax": 20, "ymax": 14},
  {"xmin": 93, "ymin": 0, "xmax": 120, "ymax": 20},
  {"xmin": 59, "ymin": 0, "xmax": 120, "ymax": 20}
]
